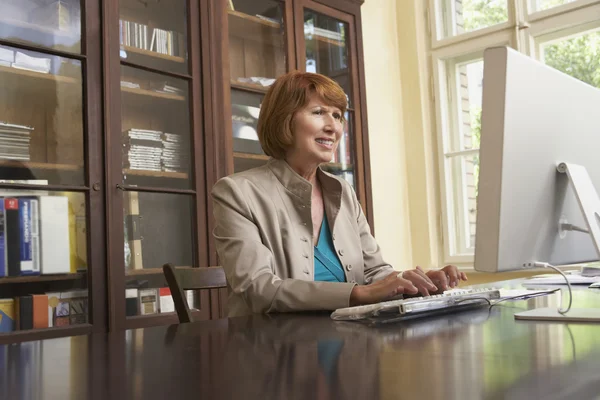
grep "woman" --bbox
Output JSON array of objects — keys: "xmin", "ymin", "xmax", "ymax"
[{"xmin": 212, "ymin": 71, "xmax": 467, "ymax": 317}]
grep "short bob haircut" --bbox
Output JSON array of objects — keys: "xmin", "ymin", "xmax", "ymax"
[{"xmin": 257, "ymin": 71, "xmax": 348, "ymax": 159}]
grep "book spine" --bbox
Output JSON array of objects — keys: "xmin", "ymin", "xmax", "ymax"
[
  {"xmin": 0, "ymin": 299, "xmax": 14, "ymax": 332},
  {"xmin": 18, "ymin": 295, "xmax": 33, "ymax": 330},
  {"xmin": 5, "ymin": 198, "xmax": 20, "ymax": 277},
  {"xmin": 0, "ymin": 200, "xmax": 5, "ymax": 277},
  {"xmin": 39, "ymin": 196, "xmax": 70, "ymax": 274},
  {"xmin": 32, "ymin": 294, "xmax": 49, "ymax": 329},
  {"xmin": 18, "ymin": 198, "xmax": 39, "ymax": 275}
]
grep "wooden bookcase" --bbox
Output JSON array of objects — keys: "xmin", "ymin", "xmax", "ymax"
[{"xmin": 0, "ymin": 0, "xmax": 371, "ymax": 343}]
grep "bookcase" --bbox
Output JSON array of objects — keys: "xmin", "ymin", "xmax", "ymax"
[{"xmin": 0, "ymin": 0, "xmax": 371, "ymax": 343}]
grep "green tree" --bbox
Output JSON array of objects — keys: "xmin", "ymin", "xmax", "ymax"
[
  {"xmin": 462, "ymin": 0, "xmax": 507, "ymax": 31},
  {"xmin": 543, "ymin": 33, "xmax": 600, "ymax": 88}
]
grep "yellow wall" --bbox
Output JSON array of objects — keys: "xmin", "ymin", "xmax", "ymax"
[
  {"xmin": 362, "ymin": 0, "xmax": 441, "ymax": 270},
  {"xmin": 360, "ymin": 0, "xmax": 412, "ymax": 270}
]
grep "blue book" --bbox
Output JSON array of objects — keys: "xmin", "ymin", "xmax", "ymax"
[
  {"xmin": 18, "ymin": 198, "xmax": 39, "ymax": 276},
  {"xmin": 0, "ymin": 200, "xmax": 4, "ymax": 277}
]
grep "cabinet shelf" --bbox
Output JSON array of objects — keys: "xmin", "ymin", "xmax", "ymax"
[
  {"xmin": 121, "ymin": 86, "xmax": 186, "ymax": 101},
  {"xmin": 0, "ymin": 65, "xmax": 78, "ymax": 84},
  {"xmin": 322, "ymin": 162, "xmax": 354, "ymax": 172},
  {"xmin": 228, "ymin": 10, "xmax": 283, "ymax": 45},
  {"xmin": 0, "ymin": 160, "xmax": 82, "ymax": 171},
  {"xmin": 122, "ymin": 45, "xmax": 186, "ymax": 63},
  {"xmin": 123, "ymin": 169, "xmax": 188, "ymax": 179},
  {"xmin": 233, "ymin": 152, "xmax": 268, "ymax": 161},
  {"xmin": 230, "ymin": 80, "xmax": 270, "ymax": 94},
  {"xmin": 0, "ymin": 17, "xmax": 76, "ymax": 39},
  {"xmin": 126, "ymin": 267, "xmax": 165, "ymax": 276},
  {"xmin": 0, "ymin": 273, "xmax": 85, "ymax": 285},
  {"xmin": 0, "ymin": 324, "xmax": 91, "ymax": 345},
  {"xmin": 307, "ymin": 35, "xmax": 345, "ymax": 48}
]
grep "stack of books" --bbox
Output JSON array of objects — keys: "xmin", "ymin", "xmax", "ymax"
[
  {"xmin": 122, "ymin": 129, "xmax": 163, "ymax": 171},
  {"xmin": 0, "ymin": 121, "xmax": 32, "ymax": 161},
  {"xmin": 0, "ymin": 47, "xmax": 51, "ymax": 74},
  {"xmin": 120, "ymin": 80, "xmax": 140, "ymax": 89},
  {"xmin": 153, "ymin": 83, "xmax": 184, "ymax": 96},
  {"xmin": 161, "ymin": 133, "xmax": 187, "ymax": 172},
  {"xmin": 12, "ymin": 51, "xmax": 51, "ymax": 74}
]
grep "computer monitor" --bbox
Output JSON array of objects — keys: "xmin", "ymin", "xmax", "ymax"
[{"xmin": 474, "ymin": 46, "xmax": 600, "ymax": 274}]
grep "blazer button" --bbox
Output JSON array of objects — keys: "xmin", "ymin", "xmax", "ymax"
[
  {"xmin": 303, "ymin": 254, "xmax": 309, "ymax": 259},
  {"xmin": 338, "ymin": 249, "xmax": 344, "ymax": 256},
  {"xmin": 301, "ymin": 237, "xmax": 308, "ymax": 242},
  {"xmin": 346, "ymin": 264, "xmax": 352, "ymax": 271}
]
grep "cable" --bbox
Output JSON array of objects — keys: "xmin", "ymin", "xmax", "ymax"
[{"xmin": 526, "ymin": 262, "xmax": 573, "ymax": 314}]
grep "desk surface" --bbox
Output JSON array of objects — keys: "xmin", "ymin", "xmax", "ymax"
[{"xmin": 2, "ymin": 282, "xmax": 600, "ymax": 400}]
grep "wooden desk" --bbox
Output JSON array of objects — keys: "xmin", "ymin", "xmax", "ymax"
[{"xmin": 2, "ymin": 283, "xmax": 600, "ymax": 400}]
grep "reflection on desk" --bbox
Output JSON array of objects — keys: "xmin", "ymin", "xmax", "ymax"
[{"xmin": 1, "ymin": 281, "xmax": 600, "ymax": 400}]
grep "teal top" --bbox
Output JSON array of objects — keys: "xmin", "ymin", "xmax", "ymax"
[{"xmin": 314, "ymin": 216, "xmax": 346, "ymax": 282}]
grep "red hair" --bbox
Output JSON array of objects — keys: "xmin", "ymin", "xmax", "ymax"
[{"xmin": 257, "ymin": 71, "xmax": 347, "ymax": 159}]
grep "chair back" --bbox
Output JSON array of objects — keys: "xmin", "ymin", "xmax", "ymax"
[{"xmin": 162, "ymin": 263, "xmax": 227, "ymax": 323}]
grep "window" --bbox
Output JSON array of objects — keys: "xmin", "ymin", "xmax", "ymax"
[{"xmin": 429, "ymin": 0, "xmax": 600, "ymax": 263}]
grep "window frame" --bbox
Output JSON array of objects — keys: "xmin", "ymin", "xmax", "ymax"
[{"xmin": 428, "ymin": 0, "xmax": 600, "ymax": 265}]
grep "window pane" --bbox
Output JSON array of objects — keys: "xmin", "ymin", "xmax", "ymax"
[
  {"xmin": 119, "ymin": 0, "xmax": 189, "ymax": 75},
  {"xmin": 541, "ymin": 30, "xmax": 600, "ymax": 89},
  {"xmin": 438, "ymin": 0, "xmax": 508, "ymax": 39},
  {"xmin": 447, "ymin": 154, "xmax": 479, "ymax": 253},
  {"xmin": 0, "ymin": 190, "xmax": 89, "ymax": 331},
  {"xmin": 449, "ymin": 59, "xmax": 483, "ymax": 153},
  {"xmin": 530, "ymin": 0, "xmax": 577, "ymax": 12},
  {"xmin": 228, "ymin": 1, "xmax": 286, "ymax": 90},
  {"xmin": 304, "ymin": 10, "xmax": 352, "ymax": 106},
  {"xmin": 0, "ymin": 0, "xmax": 82, "ymax": 54},
  {"xmin": 321, "ymin": 111, "xmax": 355, "ymax": 189},
  {"xmin": 231, "ymin": 89, "xmax": 268, "ymax": 173},
  {"xmin": 0, "ymin": 45, "xmax": 84, "ymax": 186},
  {"xmin": 120, "ymin": 66, "xmax": 192, "ymax": 190}
]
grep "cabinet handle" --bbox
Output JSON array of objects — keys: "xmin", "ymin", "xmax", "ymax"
[
  {"xmin": 92, "ymin": 182, "xmax": 101, "ymax": 191},
  {"xmin": 116, "ymin": 184, "xmax": 125, "ymax": 191}
]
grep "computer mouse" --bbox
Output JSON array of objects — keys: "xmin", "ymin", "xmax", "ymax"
[{"xmin": 588, "ymin": 282, "xmax": 600, "ymax": 289}]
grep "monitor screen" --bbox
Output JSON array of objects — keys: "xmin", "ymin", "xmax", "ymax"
[{"xmin": 474, "ymin": 46, "xmax": 600, "ymax": 272}]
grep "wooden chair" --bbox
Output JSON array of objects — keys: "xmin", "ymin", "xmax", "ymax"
[{"xmin": 162, "ymin": 263, "xmax": 227, "ymax": 323}]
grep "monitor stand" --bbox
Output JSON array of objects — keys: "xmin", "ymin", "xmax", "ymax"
[{"xmin": 515, "ymin": 162, "xmax": 600, "ymax": 323}]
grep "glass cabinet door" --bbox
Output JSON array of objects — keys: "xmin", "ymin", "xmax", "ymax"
[
  {"xmin": 227, "ymin": 0, "xmax": 288, "ymax": 173},
  {"xmin": 300, "ymin": 6, "xmax": 357, "ymax": 189},
  {"xmin": 0, "ymin": 0, "xmax": 91, "ymax": 338},
  {"xmin": 116, "ymin": 0, "xmax": 198, "ymax": 322}
]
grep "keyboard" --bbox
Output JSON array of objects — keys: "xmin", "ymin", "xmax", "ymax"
[{"xmin": 330, "ymin": 288, "xmax": 501, "ymax": 322}]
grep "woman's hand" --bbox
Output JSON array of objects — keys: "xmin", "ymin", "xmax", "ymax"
[
  {"xmin": 425, "ymin": 265, "xmax": 468, "ymax": 292},
  {"xmin": 400, "ymin": 266, "xmax": 439, "ymax": 296},
  {"xmin": 349, "ymin": 272, "xmax": 418, "ymax": 306}
]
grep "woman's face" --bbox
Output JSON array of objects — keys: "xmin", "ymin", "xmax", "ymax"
[{"xmin": 287, "ymin": 94, "xmax": 344, "ymax": 166}]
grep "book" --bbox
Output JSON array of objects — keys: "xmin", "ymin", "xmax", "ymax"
[
  {"xmin": 16, "ymin": 295, "xmax": 33, "ymax": 330},
  {"xmin": 18, "ymin": 198, "xmax": 40, "ymax": 275},
  {"xmin": 0, "ymin": 201, "xmax": 4, "ymax": 277},
  {"xmin": 125, "ymin": 288, "xmax": 138, "ymax": 317},
  {"xmin": 32, "ymin": 294, "xmax": 49, "ymax": 329},
  {"xmin": 38, "ymin": 196, "xmax": 70, "ymax": 274},
  {"xmin": 47, "ymin": 292, "xmax": 70, "ymax": 327},
  {"xmin": 0, "ymin": 299, "xmax": 15, "ymax": 332},
  {"xmin": 4, "ymin": 198, "xmax": 20, "ymax": 277},
  {"xmin": 124, "ymin": 192, "xmax": 143, "ymax": 270},
  {"xmin": 159, "ymin": 288, "xmax": 174, "ymax": 313},
  {"xmin": 138, "ymin": 289, "xmax": 158, "ymax": 315}
]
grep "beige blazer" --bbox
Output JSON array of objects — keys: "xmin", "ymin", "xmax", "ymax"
[{"xmin": 211, "ymin": 158, "xmax": 394, "ymax": 317}]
